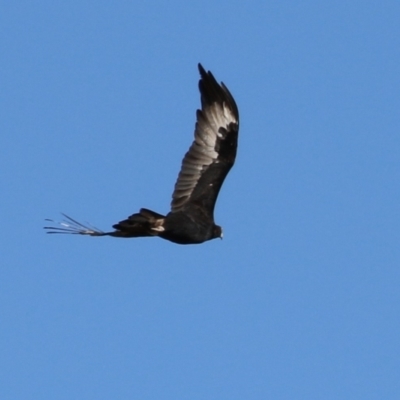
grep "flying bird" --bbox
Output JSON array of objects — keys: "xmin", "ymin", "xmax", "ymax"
[{"xmin": 45, "ymin": 64, "xmax": 239, "ymax": 244}]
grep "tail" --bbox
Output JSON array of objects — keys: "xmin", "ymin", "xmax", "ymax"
[
  {"xmin": 111, "ymin": 208, "xmax": 166, "ymax": 238},
  {"xmin": 44, "ymin": 209, "xmax": 166, "ymax": 238},
  {"xmin": 44, "ymin": 213, "xmax": 108, "ymax": 236}
]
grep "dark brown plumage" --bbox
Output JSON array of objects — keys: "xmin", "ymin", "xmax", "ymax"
[{"xmin": 45, "ymin": 64, "xmax": 239, "ymax": 244}]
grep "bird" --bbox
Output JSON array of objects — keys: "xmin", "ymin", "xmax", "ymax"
[{"xmin": 45, "ymin": 64, "xmax": 239, "ymax": 245}]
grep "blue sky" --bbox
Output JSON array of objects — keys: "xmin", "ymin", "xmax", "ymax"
[{"xmin": 1, "ymin": 1, "xmax": 399, "ymax": 399}]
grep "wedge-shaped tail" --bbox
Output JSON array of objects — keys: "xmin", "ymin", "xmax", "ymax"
[
  {"xmin": 111, "ymin": 208, "xmax": 166, "ymax": 237},
  {"xmin": 44, "ymin": 209, "xmax": 166, "ymax": 238}
]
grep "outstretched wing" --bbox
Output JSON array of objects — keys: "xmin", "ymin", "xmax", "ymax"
[{"xmin": 170, "ymin": 64, "xmax": 239, "ymax": 216}]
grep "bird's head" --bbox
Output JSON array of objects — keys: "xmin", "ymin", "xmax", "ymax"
[{"xmin": 212, "ymin": 224, "xmax": 223, "ymax": 240}]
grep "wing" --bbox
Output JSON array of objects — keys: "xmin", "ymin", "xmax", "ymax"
[{"xmin": 170, "ymin": 64, "xmax": 239, "ymax": 216}]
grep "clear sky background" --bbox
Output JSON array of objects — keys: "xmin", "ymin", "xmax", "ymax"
[{"xmin": 1, "ymin": 1, "xmax": 399, "ymax": 399}]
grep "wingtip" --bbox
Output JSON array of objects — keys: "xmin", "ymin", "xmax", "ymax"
[{"xmin": 198, "ymin": 63, "xmax": 206, "ymax": 75}]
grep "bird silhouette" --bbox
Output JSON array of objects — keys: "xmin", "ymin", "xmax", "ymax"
[{"xmin": 45, "ymin": 64, "xmax": 239, "ymax": 244}]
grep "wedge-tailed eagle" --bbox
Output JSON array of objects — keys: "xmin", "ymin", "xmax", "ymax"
[{"xmin": 45, "ymin": 64, "xmax": 239, "ymax": 244}]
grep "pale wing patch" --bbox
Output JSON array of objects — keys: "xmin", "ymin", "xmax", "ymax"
[
  {"xmin": 171, "ymin": 102, "xmax": 237, "ymax": 212},
  {"xmin": 151, "ymin": 225, "xmax": 165, "ymax": 232}
]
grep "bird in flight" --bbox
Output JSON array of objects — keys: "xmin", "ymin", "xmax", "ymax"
[{"xmin": 45, "ymin": 64, "xmax": 239, "ymax": 244}]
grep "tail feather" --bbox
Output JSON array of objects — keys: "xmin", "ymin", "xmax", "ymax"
[
  {"xmin": 112, "ymin": 208, "xmax": 165, "ymax": 237},
  {"xmin": 44, "ymin": 208, "xmax": 166, "ymax": 238},
  {"xmin": 44, "ymin": 213, "xmax": 108, "ymax": 236}
]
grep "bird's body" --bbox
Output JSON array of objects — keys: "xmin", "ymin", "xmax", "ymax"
[{"xmin": 45, "ymin": 64, "xmax": 239, "ymax": 245}]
